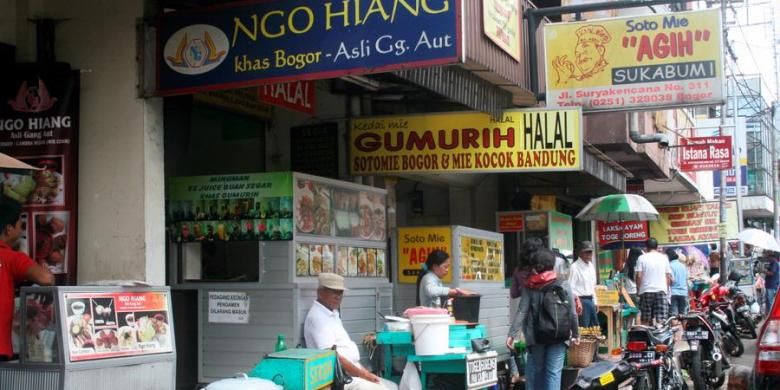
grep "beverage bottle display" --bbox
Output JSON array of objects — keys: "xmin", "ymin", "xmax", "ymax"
[{"xmin": 275, "ymin": 334, "xmax": 287, "ymax": 352}]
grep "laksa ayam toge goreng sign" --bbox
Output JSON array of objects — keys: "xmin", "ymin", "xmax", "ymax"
[
  {"xmin": 350, "ymin": 108, "xmax": 582, "ymax": 175},
  {"xmin": 544, "ymin": 9, "xmax": 723, "ymax": 111},
  {"xmin": 157, "ymin": 0, "xmax": 460, "ymax": 95}
]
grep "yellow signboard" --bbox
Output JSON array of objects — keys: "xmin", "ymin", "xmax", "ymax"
[
  {"xmin": 459, "ymin": 236, "xmax": 504, "ymax": 282},
  {"xmin": 350, "ymin": 109, "xmax": 582, "ymax": 175},
  {"xmin": 397, "ymin": 227, "xmax": 453, "ymax": 284},
  {"xmin": 649, "ymin": 201, "xmax": 737, "ymax": 244},
  {"xmin": 544, "ymin": 9, "xmax": 723, "ymax": 111},
  {"xmin": 483, "ymin": 0, "xmax": 522, "ymax": 61}
]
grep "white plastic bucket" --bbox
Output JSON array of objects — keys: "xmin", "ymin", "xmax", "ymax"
[{"xmin": 410, "ymin": 314, "xmax": 451, "ymax": 355}]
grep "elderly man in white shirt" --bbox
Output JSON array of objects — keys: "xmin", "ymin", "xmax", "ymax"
[
  {"xmin": 569, "ymin": 241, "xmax": 599, "ymax": 328},
  {"xmin": 304, "ymin": 273, "xmax": 398, "ymax": 390}
]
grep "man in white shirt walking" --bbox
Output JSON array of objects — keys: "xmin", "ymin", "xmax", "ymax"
[
  {"xmin": 304, "ymin": 273, "xmax": 397, "ymax": 390},
  {"xmin": 569, "ymin": 241, "xmax": 599, "ymax": 328},
  {"xmin": 635, "ymin": 238, "xmax": 673, "ymax": 325}
]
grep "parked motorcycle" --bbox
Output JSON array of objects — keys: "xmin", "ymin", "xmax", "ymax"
[
  {"xmin": 568, "ymin": 360, "xmax": 636, "ymax": 390},
  {"xmin": 622, "ymin": 317, "xmax": 687, "ymax": 390},
  {"xmin": 677, "ymin": 311, "xmax": 729, "ymax": 390},
  {"xmin": 696, "ymin": 278, "xmax": 745, "ymax": 357},
  {"xmin": 726, "ymin": 271, "xmax": 760, "ymax": 339}
]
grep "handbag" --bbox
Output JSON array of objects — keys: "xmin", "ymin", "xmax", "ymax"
[{"xmin": 331, "ymin": 345, "xmax": 353, "ymax": 390}]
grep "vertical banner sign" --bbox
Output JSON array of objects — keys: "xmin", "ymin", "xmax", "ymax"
[
  {"xmin": 0, "ymin": 65, "xmax": 79, "ymax": 279},
  {"xmin": 650, "ymin": 201, "xmax": 738, "ymax": 244},
  {"xmin": 544, "ymin": 9, "xmax": 723, "ymax": 111},
  {"xmin": 258, "ymin": 81, "xmax": 316, "ymax": 115},
  {"xmin": 678, "ymin": 136, "xmax": 732, "ymax": 171},
  {"xmin": 548, "ymin": 211, "xmax": 574, "ymax": 253},
  {"xmin": 482, "ymin": 0, "xmax": 521, "ymax": 61},
  {"xmin": 397, "ymin": 226, "xmax": 452, "ymax": 284},
  {"xmin": 350, "ymin": 109, "xmax": 583, "ymax": 175},
  {"xmin": 157, "ymin": 0, "xmax": 460, "ymax": 95}
]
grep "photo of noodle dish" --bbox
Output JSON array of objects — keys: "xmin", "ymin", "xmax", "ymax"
[
  {"xmin": 294, "ymin": 181, "xmax": 315, "ymax": 233},
  {"xmin": 295, "ymin": 244, "xmax": 309, "ymax": 276},
  {"xmin": 357, "ymin": 192, "xmax": 374, "ymax": 240}
]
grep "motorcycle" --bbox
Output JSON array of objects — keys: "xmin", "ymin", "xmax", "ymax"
[
  {"xmin": 677, "ymin": 311, "xmax": 729, "ymax": 390},
  {"xmin": 695, "ymin": 278, "xmax": 745, "ymax": 357},
  {"xmin": 726, "ymin": 271, "xmax": 760, "ymax": 339},
  {"xmin": 568, "ymin": 360, "xmax": 639, "ymax": 390},
  {"xmin": 622, "ymin": 316, "xmax": 687, "ymax": 390}
]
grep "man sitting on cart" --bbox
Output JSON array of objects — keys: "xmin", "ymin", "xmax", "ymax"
[{"xmin": 304, "ymin": 273, "xmax": 398, "ymax": 390}]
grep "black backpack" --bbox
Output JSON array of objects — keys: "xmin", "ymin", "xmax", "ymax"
[{"xmin": 532, "ymin": 280, "xmax": 573, "ymax": 343}]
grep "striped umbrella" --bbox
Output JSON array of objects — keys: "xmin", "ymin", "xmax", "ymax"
[{"xmin": 575, "ymin": 194, "xmax": 659, "ymax": 222}]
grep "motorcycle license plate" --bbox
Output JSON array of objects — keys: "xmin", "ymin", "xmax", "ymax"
[
  {"xmin": 624, "ymin": 351, "xmax": 655, "ymax": 362},
  {"xmin": 685, "ymin": 330, "xmax": 708, "ymax": 340},
  {"xmin": 599, "ymin": 372, "xmax": 616, "ymax": 386}
]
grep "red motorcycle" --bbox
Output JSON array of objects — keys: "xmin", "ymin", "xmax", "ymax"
[{"xmin": 690, "ymin": 278, "xmax": 745, "ymax": 357}]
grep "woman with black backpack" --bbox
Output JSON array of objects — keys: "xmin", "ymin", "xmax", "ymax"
[{"xmin": 506, "ymin": 249, "xmax": 580, "ymax": 390}]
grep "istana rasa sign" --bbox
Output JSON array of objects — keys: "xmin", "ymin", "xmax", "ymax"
[
  {"xmin": 350, "ymin": 109, "xmax": 582, "ymax": 175},
  {"xmin": 157, "ymin": 0, "xmax": 460, "ymax": 95}
]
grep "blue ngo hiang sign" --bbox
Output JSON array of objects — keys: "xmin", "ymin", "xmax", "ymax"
[{"xmin": 157, "ymin": 0, "xmax": 460, "ymax": 95}]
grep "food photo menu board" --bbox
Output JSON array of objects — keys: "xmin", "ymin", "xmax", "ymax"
[
  {"xmin": 64, "ymin": 291, "xmax": 172, "ymax": 362},
  {"xmin": 295, "ymin": 178, "xmax": 386, "ymax": 241},
  {"xmin": 296, "ymin": 243, "xmax": 386, "ymax": 278}
]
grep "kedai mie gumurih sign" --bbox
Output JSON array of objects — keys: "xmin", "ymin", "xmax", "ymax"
[
  {"xmin": 156, "ymin": 0, "xmax": 460, "ymax": 95},
  {"xmin": 544, "ymin": 9, "xmax": 723, "ymax": 111},
  {"xmin": 350, "ymin": 109, "xmax": 582, "ymax": 175}
]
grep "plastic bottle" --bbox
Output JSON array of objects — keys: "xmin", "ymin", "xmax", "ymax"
[
  {"xmin": 447, "ymin": 298, "xmax": 454, "ymax": 317},
  {"xmin": 275, "ymin": 334, "xmax": 287, "ymax": 352}
]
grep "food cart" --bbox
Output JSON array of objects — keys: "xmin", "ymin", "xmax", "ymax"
[
  {"xmin": 0, "ymin": 286, "xmax": 175, "ymax": 390},
  {"xmin": 388, "ymin": 225, "xmax": 505, "ymax": 384},
  {"xmin": 166, "ymin": 172, "xmax": 390, "ymax": 383}
]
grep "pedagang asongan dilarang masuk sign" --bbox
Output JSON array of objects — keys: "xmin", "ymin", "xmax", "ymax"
[
  {"xmin": 156, "ymin": 0, "xmax": 460, "ymax": 95},
  {"xmin": 350, "ymin": 109, "xmax": 582, "ymax": 175}
]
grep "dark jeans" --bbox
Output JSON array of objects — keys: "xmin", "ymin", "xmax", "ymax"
[{"xmin": 579, "ymin": 297, "xmax": 599, "ymax": 327}]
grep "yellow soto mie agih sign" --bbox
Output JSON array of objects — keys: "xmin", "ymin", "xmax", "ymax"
[
  {"xmin": 544, "ymin": 9, "xmax": 723, "ymax": 111},
  {"xmin": 397, "ymin": 227, "xmax": 453, "ymax": 284},
  {"xmin": 350, "ymin": 109, "xmax": 582, "ymax": 175}
]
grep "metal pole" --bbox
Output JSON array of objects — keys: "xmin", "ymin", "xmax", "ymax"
[
  {"xmin": 733, "ymin": 77, "xmax": 744, "ymax": 256},
  {"xmin": 773, "ymin": 1, "xmax": 780, "ymax": 241},
  {"xmin": 719, "ymin": 0, "xmax": 728, "ymax": 284},
  {"xmin": 774, "ymin": 101, "xmax": 780, "ymax": 240}
]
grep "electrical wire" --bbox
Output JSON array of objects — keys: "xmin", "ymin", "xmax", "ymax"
[{"xmin": 726, "ymin": 1, "xmax": 778, "ymax": 102}]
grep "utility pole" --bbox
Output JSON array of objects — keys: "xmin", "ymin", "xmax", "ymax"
[
  {"xmin": 719, "ymin": 0, "xmax": 729, "ymax": 284},
  {"xmin": 773, "ymin": 0, "xmax": 780, "ymax": 240}
]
